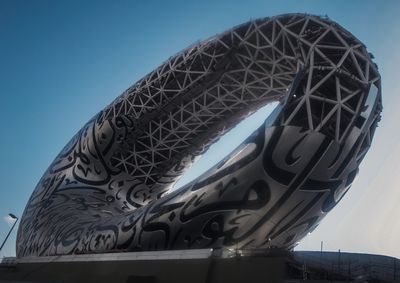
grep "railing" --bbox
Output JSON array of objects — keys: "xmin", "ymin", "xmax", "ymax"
[{"xmin": 294, "ymin": 251, "xmax": 400, "ymax": 282}]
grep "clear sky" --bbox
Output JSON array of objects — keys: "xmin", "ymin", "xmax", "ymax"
[{"xmin": 1, "ymin": 0, "xmax": 400, "ymax": 258}]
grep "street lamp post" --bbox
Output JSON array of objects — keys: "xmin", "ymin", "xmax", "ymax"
[{"xmin": 0, "ymin": 213, "xmax": 19, "ymax": 252}]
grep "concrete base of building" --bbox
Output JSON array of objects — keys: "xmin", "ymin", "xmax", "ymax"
[{"xmin": 0, "ymin": 249, "xmax": 399, "ymax": 283}]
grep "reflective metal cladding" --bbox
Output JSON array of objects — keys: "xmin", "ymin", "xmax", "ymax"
[{"xmin": 17, "ymin": 14, "xmax": 382, "ymax": 257}]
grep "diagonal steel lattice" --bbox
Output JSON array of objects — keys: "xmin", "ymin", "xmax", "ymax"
[{"xmin": 17, "ymin": 14, "xmax": 381, "ymax": 257}]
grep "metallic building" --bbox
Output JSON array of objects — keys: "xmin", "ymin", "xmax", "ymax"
[{"xmin": 17, "ymin": 14, "xmax": 382, "ymax": 257}]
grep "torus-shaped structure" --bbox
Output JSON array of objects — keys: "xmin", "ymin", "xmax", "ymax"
[{"xmin": 17, "ymin": 14, "xmax": 382, "ymax": 257}]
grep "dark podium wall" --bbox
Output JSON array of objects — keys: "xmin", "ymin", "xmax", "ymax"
[{"xmin": 0, "ymin": 257, "xmax": 286, "ymax": 283}]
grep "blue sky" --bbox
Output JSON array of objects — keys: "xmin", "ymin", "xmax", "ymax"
[{"xmin": 1, "ymin": 0, "xmax": 400, "ymax": 258}]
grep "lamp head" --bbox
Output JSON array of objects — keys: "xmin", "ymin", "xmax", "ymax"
[{"xmin": 8, "ymin": 213, "xmax": 18, "ymax": 220}]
